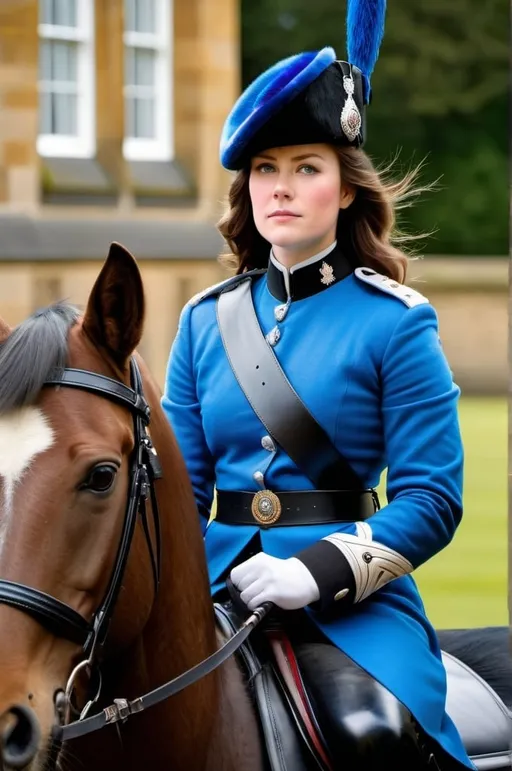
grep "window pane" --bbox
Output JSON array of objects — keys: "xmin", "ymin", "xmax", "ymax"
[
  {"xmin": 134, "ymin": 49, "xmax": 154, "ymax": 86},
  {"xmin": 124, "ymin": 0, "xmax": 136, "ymax": 32},
  {"xmin": 40, "ymin": 0, "xmax": 54, "ymax": 24},
  {"xmin": 39, "ymin": 92, "xmax": 53, "ymax": 134},
  {"xmin": 39, "ymin": 41, "xmax": 53, "ymax": 81},
  {"xmin": 54, "ymin": 0, "xmax": 78, "ymax": 27},
  {"xmin": 51, "ymin": 41, "xmax": 77, "ymax": 83},
  {"xmin": 125, "ymin": 96, "xmax": 136, "ymax": 138},
  {"xmin": 125, "ymin": 48, "xmax": 135, "ymax": 86},
  {"xmin": 125, "ymin": 48, "xmax": 155, "ymax": 88},
  {"xmin": 53, "ymin": 93, "xmax": 78, "ymax": 134},
  {"xmin": 134, "ymin": 97, "xmax": 155, "ymax": 138},
  {"xmin": 135, "ymin": 0, "xmax": 156, "ymax": 33}
]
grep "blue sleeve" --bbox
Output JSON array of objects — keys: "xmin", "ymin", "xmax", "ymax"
[
  {"xmin": 297, "ymin": 302, "xmax": 463, "ymax": 610},
  {"xmin": 161, "ymin": 304, "xmax": 215, "ymax": 536},
  {"xmin": 371, "ymin": 302, "xmax": 463, "ymax": 565}
]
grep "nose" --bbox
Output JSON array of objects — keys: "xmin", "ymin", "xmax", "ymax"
[
  {"xmin": 0, "ymin": 705, "xmax": 40, "ymax": 769},
  {"xmin": 272, "ymin": 174, "xmax": 293, "ymax": 200}
]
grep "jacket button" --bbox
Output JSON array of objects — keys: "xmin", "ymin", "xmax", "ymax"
[
  {"xmin": 334, "ymin": 588, "xmax": 349, "ymax": 601},
  {"xmin": 266, "ymin": 326, "xmax": 281, "ymax": 347},
  {"xmin": 261, "ymin": 435, "xmax": 276, "ymax": 452},
  {"xmin": 253, "ymin": 471, "xmax": 265, "ymax": 487},
  {"xmin": 274, "ymin": 304, "xmax": 289, "ymax": 322}
]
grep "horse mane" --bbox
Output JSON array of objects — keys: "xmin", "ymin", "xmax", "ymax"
[
  {"xmin": 438, "ymin": 626, "xmax": 512, "ymax": 709},
  {"xmin": 0, "ymin": 303, "xmax": 79, "ymax": 415}
]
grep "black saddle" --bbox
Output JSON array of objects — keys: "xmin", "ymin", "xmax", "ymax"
[
  {"xmin": 442, "ymin": 649, "xmax": 511, "ymax": 770},
  {"xmin": 215, "ymin": 604, "xmax": 512, "ymax": 771}
]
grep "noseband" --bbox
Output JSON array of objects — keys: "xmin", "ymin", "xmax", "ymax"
[{"xmin": 0, "ymin": 358, "xmax": 270, "ymax": 744}]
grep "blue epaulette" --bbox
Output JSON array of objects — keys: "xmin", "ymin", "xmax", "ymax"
[{"xmin": 188, "ymin": 269, "xmax": 266, "ymax": 307}]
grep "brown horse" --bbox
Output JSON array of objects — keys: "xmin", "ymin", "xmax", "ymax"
[
  {"xmin": 0, "ymin": 243, "xmax": 263, "ymax": 771},
  {"xmin": 0, "ymin": 244, "xmax": 509, "ymax": 771}
]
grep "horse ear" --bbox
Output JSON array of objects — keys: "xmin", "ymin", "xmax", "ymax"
[
  {"xmin": 83, "ymin": 242, "xmax": 145, "ymax": 369},
  {"xmin": 0, "ymin": 317, "xmax": 10, "ymax": 344}
]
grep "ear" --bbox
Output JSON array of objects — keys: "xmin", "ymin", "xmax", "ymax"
[
  {"xmin": 82, "ymin": 242, "xmax": 145, "ymax": 369},
  {"xmin": 339, "ymin": 184, "xmax": 356, "ymax": 210},
  {"xmin": 0, "ymin": 317, "xmax": 10, "ymax": 344}
]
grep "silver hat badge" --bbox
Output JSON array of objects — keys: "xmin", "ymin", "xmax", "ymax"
[{"xmin": 340, "ymin": 74, "xmax": 362, "ymax": 143}]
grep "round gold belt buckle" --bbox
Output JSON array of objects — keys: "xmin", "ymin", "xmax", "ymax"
[{"xmin": 251, "ymin": 490, "xmax": 282, "ymax": 526}]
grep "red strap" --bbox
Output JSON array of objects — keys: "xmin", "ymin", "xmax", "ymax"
[{"xmin": 266, "ymin": 630, "xmax": 334, "ymax": 771}]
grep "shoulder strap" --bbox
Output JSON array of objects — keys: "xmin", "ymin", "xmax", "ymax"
[
  {"xmin": 216, "ymin": 279, "xmax": 363, "ymax": 491},
  {"xmin": 354, "ymin": 267, "xmax": 429, "ymax": 308},
  {"xmin": 189, "ymin": 269, "xmax": 266, "ymax": 307}
]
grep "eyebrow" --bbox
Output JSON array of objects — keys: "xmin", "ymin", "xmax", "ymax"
[{"xmin": 254, "ymin": 153, "xmax": 324, "ymax": 162}]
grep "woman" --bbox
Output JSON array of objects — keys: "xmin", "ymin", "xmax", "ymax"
[{"xmin": 162, "ymin": 3, "xmax": 473, "ymax": 769}]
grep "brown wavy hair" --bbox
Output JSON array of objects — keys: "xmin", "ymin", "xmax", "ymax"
[{"xmin": 217, "ymin": 146, "xmax": 430, "ymax": 283}]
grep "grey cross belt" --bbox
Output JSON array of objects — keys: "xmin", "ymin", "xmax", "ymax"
[{"xmin": 216, "ymin": 278, "xmax": 368, "ymax": 493}]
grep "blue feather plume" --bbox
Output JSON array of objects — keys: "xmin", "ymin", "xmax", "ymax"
[{"xmin": 346, "ymin": 0, "xmax": 387, "ymax": 102}]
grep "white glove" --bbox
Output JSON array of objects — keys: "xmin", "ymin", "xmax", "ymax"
[{"xmin": 230, "ymin": 553, "xmax": 320, "ymax": 611}]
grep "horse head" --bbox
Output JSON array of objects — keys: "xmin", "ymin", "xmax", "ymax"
[{"xmin": 0, "ymin": 243, "xmax": 226, "ymax": 771}]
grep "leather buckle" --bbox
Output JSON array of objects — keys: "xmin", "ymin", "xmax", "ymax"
[{"xmin": 251, "ymin": 490, "xmax": 282, "ymax": 526}]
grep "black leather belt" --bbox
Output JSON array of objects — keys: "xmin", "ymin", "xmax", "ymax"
[{"xmin": 215, "ymin": 489, "xmax": 379, "ymax": 528}]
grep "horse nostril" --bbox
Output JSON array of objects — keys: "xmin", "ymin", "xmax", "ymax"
[{"xmin": 1, "ymin": 705, "xmax": 40, "ymax": 769}]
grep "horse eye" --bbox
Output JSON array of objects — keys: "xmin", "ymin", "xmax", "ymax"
[{"xmin": 81, "ymin": 465, "xmax": 118, "ymax": 494}]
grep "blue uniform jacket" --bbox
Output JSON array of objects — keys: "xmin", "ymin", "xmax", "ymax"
[{"xmin": 162, "ymin": 247, "xmax": 472, "ymax": 769}]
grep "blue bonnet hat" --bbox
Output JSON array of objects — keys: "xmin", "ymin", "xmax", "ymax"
[{"xmin": 220, "ymin": 0, "xmax": 387, "ymax": 171}]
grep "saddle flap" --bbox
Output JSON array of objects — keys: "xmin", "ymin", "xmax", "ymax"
[
  {"xmin": 214, "ymin": 603, "xmax": 326, "ymax": 771},
  {"xmin": 443, "ymin": 651, "xmax": 512, "ymax": 766},
  {"xmin": 266, "ymin": 629, "xmax": 333, "ymax": 771}
]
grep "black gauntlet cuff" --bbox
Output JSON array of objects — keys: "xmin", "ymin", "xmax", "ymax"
[{"xmin": 295, "ymin": 540, "xmax": 356, "ymax": 612}]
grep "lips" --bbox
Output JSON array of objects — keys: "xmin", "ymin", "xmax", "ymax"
[{"xmin": 268, "ymin": 210, "xmax": 300, "ymax": 218}]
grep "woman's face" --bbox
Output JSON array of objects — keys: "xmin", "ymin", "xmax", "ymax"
[{"xmin": 249, "ymin": 143, "xmax": 354, "ymax": 261}]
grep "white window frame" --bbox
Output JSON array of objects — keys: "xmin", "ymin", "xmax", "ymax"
[
  {"xmin": 123, "ymin": 0, "xmax": 173, "ymax": 162},
  {"xmin": 37, "ymin": 0, "xmax": 96, "ymax": 159}
]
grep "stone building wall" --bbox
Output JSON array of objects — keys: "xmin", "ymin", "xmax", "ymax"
[{"xmin": 0, "ymin": 1, "xmax": 39, "ymax": 210}]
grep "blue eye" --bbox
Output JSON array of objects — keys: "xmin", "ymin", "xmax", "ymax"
[
  {"xmin": 299, "ymin": 165, "xmax": 317, "ymax": 175},
  {"xmin": 257, "ymin": 164, "xmax": 275, "ymax": 173}
]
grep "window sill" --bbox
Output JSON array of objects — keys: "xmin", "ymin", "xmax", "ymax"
[
  {"xmin": 127, "ymin": 159, "xmax": 195, "ymax": 205},
  {"xmin": 41, "ymin": 157, "xmax": 117, "ymax": 205}
]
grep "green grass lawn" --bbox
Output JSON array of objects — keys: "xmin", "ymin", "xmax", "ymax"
[{"xmin": 381, "ymin": 397, "xmax": 508, "ymax": 629}]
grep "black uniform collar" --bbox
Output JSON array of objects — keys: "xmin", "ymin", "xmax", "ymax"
[{"xmin": 266, "ymin": 241, "xmax": 353, "ymax": 302}]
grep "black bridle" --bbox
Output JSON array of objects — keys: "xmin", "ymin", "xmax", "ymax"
[
  {"xmin": 0, "ymin": 359, "xmax": 162, "ymax": 657},
  {"xmin": 0, "ymin": 358, "xmax": 269, "ymax": 744}
]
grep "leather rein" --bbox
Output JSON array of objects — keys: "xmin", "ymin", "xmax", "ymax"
[{"xmin": 0, "ymin": 359, "xmax": 269, "ymax": 743}]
